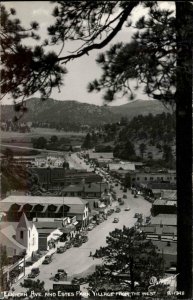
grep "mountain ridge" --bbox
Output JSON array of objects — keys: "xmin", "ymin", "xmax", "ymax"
[{"xmin": 1, "ymin": 98, "xmax": 172, "ymax": 127}]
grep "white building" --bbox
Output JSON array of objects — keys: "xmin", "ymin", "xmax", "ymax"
[{"xmin": 15, "ymin": 213, "xmax": 38, "ymax": 256}]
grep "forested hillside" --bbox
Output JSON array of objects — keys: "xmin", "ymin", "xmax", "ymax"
[{"xmin": 82, "ymin": 112, "xmax": 176, "ymax": 168}]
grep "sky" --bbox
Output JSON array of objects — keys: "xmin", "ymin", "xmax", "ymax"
[{"xmin": 2, "ymin": 1, "xmax": 175, "ymax": 106}]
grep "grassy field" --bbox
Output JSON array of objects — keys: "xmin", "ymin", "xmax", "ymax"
[
  {"xmin": 0, "ymin": 128, "xmax": 86, "ymax": 154},
  {"xmin": 1, "ymin": 128, "xmax": 86, "ymax": 141}
]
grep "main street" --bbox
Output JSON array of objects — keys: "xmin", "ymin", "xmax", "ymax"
[{"xmin": 13, "ymin": 153, "xmax": 151, "ymax": 292}]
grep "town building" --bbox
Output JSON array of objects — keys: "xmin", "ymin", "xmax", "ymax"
[
  {"xmin": 130, "ymin": 171, "xmax": 176, "ymax": 185},
  {"xmin": 140, "ymin": 213, "xmax": 177, "ymax": 269},
  {"xmin": 30, "ymin": 168, "xmax": 102, "ymax": 191},
  {"xmin": 108, "ymin": 162, "xmax": 136, "ymax": 172},
  {"xmin": 33, "ymin": 216, "xmax": 78, "ymax": 250},
  {"xmin": 0, "ymin": 196, "xmax": 89, "ymax": 228},
  {"xmin": 144, "ymin": 182, "xmax": 176, "ymax": 199},
  {"xmin": 151, "ymin": 190, "xmax": 177, "ymax": 216},
  {"xmin": 0, "ymin": 213, "xmax": 38, "ymax": 259},
  {"xmin": 88, "ymin": 152, "xmax": 114, "ymax": 161},
  {"xmin": 61, "ymin": 182, "xmax": 109, "ymax": 198}
]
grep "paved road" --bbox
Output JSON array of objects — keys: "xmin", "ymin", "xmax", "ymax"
[
  {"xmin": 66, "ymin": 153, "xmax": 94, "ymax": 171},
  {"xmin": 13, "ymin": 153, "xmax": 151, "ymax": 292}
]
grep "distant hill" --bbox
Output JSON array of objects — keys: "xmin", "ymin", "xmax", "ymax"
[
  {"xmin": 109, "ymin": 100, "xmax": 173, "ymax": 120},
  {"xmin": 1, "ymin": 98, "xmax": 121, "ymax": 127},
  {"xmin": 1, "ymin": 98, "xmax": 173, "ymax": 127}
]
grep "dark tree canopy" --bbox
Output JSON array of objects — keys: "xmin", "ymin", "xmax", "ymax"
[
  {"xmin": 1, "ymin": 1, "xmax": 192, "ymax": 107},
  {"xmin": 88, "ymin": 227, "xmax": 164, "ymax": 292},
  {"xmin": 0, "ymin": 1, "xmax": 192, "ymax": 297},
  {"xmin": 1, "ymin": 4, "xmax": 66, "ymax": 115}
]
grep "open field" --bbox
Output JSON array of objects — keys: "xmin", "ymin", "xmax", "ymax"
[
  {"xmin": 1, "ymin": 128, "xmax": 86, "ymax": 141},
  {"xmin": 0, "ymin": 128, "xmax": 86, "ymax": 154}
]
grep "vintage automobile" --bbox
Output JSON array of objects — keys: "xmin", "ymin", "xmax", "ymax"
[
  {"xmin": 115, "ymin": 207, "xmax": 121, "ymax": 213},
  {"xmin": 54, "ymin": 269, "xmax": 67, "ymax": 281},
  {"xmin": 87, "ymin": 224, "xmax": 94, "ymax": 231},
  {"xmin": 23, "ymin": 279, "xmax": 34, "ymax": 287},
  {"xmin": 28, "ymin": 267, "xmax": 40, "ymax": 278},
  {"xmin": 74, "ymin": 240, "xmax": 82, "ymax": 247},
  {"xmin": 28, "ymin": 273, "xmax": 36, "ymax": 279},
  {"xmin": 65, "ymin": 241, "xmax": 72, "ymax": 249},
  {"xmin": 113, "ymin": 218, "xmax": 119, "ymax": 223},
  {"xmin": 57, "ymin": 246, "xmax": 66, "ymax": 254},
  {"xmin": 81, "ymin": 236, "xmax": 88, "ymax": 243},
  {"xmin": 119, "ymin": 200, "xmax": 125, "ymax": 205},
  {"xmin": 42, "ymin": 255, "xmax": 52, "ymax": 264}
]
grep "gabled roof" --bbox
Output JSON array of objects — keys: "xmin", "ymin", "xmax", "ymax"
[
  {"xmin": 17, "ymin": 213, "xmax": 32, "ymax": 229},
  {"xmin": 0, "ymin": 225, "xmax": 26, "ymax": 255}
]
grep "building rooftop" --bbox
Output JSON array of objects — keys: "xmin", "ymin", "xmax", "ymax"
[
  {"xmin": 0, "ymin": 196, "xmax": 88, "ymax": 215},
  {"xmin": 61, "ymin": 182, "xmax": 108, "ymax": 193},
  {"xmin": 161, "ymin": 190, "xmax": 177, "ymax": 201},
  {"xmin": 0, "ymin": 225, "xmax": 26, "ymax": 256},
  {"xmin": 151, "ymin": 214, "xmax": 177, "ymax": 226},
  {"xmin": 89, "ymin": 152, "xmax": 114, "ymax": 160},
  {"xmin": 17, "ymin": 213, "xmax": 32, "ymax": 229},
  {"xmin": 109, "ymin": 162, "xmax": 135, "ymax": 171},
  {"xmin": 141, "ymin": 225, "xmax": 177, "ymax": 236},
  {"xmin": 147, "ymin": 182, "xmax": 176, "ymax": 190},
  {"xmin": 153, "ymin": 199, "xmax": 177, "ymax": 206},
  {"xmin": 0, "ymin": 195, "xmax": 88, "ymax": 205}
]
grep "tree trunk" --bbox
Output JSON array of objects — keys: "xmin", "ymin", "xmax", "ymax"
[{"xmin": 176, "ymin": 2, "xmax": 192, "ymax": 299}]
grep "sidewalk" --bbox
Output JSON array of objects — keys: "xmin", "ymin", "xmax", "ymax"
[{"xmin": 11, "ymin": 247, "xmax": 56, "ymax": 290}]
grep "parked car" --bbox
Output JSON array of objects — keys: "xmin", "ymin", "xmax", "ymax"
[
  {"xmin": 134, "ymin": 213, "xmax": 140, "ymax": 218},
  {"xmin": 82, "ymin": 236, "xmax": 88, "ymax": 243},
  {"xmin": 125, "ymin": 207, "xmax": 130, "ymax": 211},
  {"xmin": 113, "ymin": 218, "xmax": 119, "ymax": 223},
  {"xmin": 42, "ymin": 255, "xmax": 52, "ymax": 264},
  {"xmin": 25, "ymin": 261, "xmax": 33, "ymax": 267},
  {"xmin": 87, "ymin": 224, "xmax": 94, "ymax": 231},
  {"xmin": 58, "ymin": 269, "xmax": 67, "ymax": 275},
  {"xmin": 74, "ymin": 240, "xmax": 82, "ymax": 247},
  {"xmin": 65, "ymin": 241, "xmax": 72, "ymax": 249},
  {"xmin": 123, "ymin": 194, "xmax": 127, "ymax": 199},
  {"xmin": 23, "ymin": 279, "xmax": 34, "ymax": 287},
  {"xmin": 28, "ymin": 268, "xmax": 40, "ymax": 278},
  {"xmin": 57, "ymin": 246, "xmax": 66, "ymax": 254},
  {"xmin": 54, "ymin": 270, "xmax": 67, "ymax": 281},
  {"xmin": 28, "ymin": 273, "xmax": 36, "ymax": 279},
  {"xmin": 119, "ymin": 200, "xmax": 125, "ymax": 205},
  {"xmin": 115, "ymin": 207, "xmax": 121, "ymax": 213}
]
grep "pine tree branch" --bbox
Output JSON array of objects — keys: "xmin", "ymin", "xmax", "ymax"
[{"xmin": 57, "ymin": 2, "xmax": 139, "ymax": 64}]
